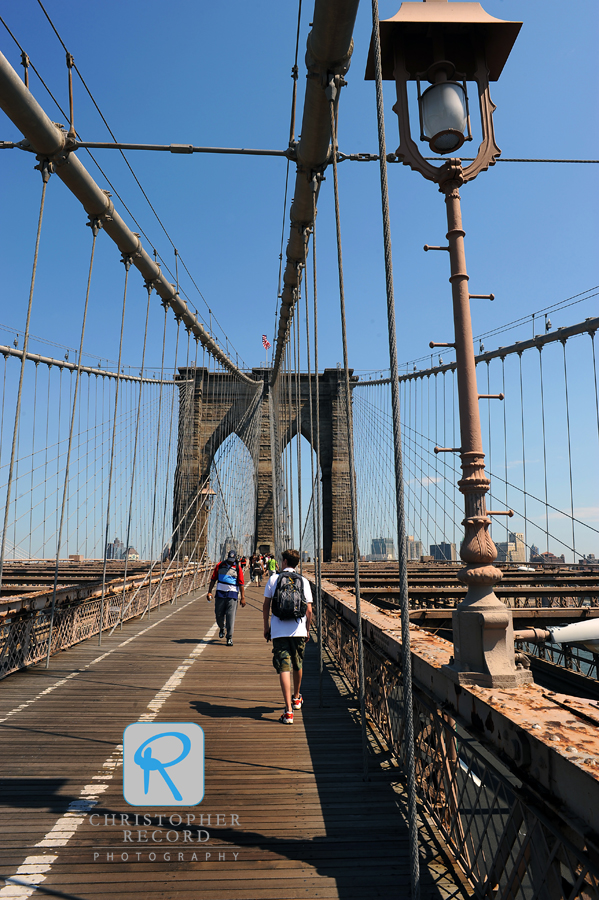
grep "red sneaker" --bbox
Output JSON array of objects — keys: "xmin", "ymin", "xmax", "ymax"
[{"xmin": 279, "ymin": 711, "xmax": 293, "ymax": 725}]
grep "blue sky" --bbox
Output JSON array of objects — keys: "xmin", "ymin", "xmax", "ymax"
[
  {"xmin": 1, "ymin": 0, "xmax": 597, "ymax": 373},
  {"xmin": 1, "ymin": 1, "xmax": 598, "ymax": 558}
]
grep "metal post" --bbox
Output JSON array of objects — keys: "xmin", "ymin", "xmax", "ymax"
[{"xmin": 440, "ymin": 163, "xmax": 531, "ymax": 688}]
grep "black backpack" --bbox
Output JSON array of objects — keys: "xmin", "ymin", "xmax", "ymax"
[{"xmin": 271, "ymin": 572, "xmax": 308, "ymax": 621}]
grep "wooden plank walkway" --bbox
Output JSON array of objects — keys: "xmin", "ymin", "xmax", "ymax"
[{"xmin": 0, "ymin": 582, "xmax": 470, "ymax": 900}]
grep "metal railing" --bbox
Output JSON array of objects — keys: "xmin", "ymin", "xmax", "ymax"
[
  {"xmin": 521, "ymin": 641, "xmax": 599, "ymax": 681},
  {"xmin": 0, "ymin": 564, "xmax": 209, "ymax": 679},
  {"xmin": 321, "ymin": 598, "xmax": 599, "ymax": 899}
]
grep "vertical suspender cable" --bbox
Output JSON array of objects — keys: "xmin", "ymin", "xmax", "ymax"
[
  {"xmin": 538, "ymin": 348, "xmax": 550, "ymax": 552},
  {"xmin": 99, "ymin": 254, "xmax": 131, "ymax": 643},
  {"xmin": 370, "ymin": 1, "xmax": 420, "ymax": 895},
  {"xmin": 148, "ymin": 306, "xmax": 169, "ymax": 566},
  {"xmin": 295, "ymin": 269, "xmax": 303, "ymax": 571},
  {"xmin": 311, "ymin": 183, "xmax": 324, "ymax": 705},
  {"xmin": 0, "ymin": 169, "xmax": 49, "ymax": 591},
  {"xmin": 561, "ymin": 341, "xmax": 576, "ymax": 561},
  {"xmin": 43, "ymin": 365, "xmax": 51, "ymax": 556},
  {"xmin": 486, "ymin": 362, "xmax": 492, "ymax": 513},
  {"xmin": 269, "ymin": 370, "xmax": 281, "ymax": 560},
  {"xmin": 518, "ymin": 353, "xmax": 528, "ymax": 552},
  {"xmin": 121, "ymin": 283, "xmax": 153, "ymax": 617},
  {"xmin": 591, "ymin": 331, "xmax": 599, "ymax": 451},
  {"xmin": 303, "ymin": 221, "xmax": 322, "ymax": 701},
  {"xmin": 29, "ymin": 363, "xmax": 39, "ymax": 558},
  {"xmin": 287, "ymin": 334, "xmax": 295, "ymax": 547},
  {"xmin": 452, "ymin": 368, "xmax": 457, "ymax": 544},
  {"xmin": 501, "ymin": 357, "xmax": 508, "ymax": 541},
  {"xmin": 46, "ymin": 217, "xmax": 99, "ymax": 667},
  {"xmin": 161, "ymin": 320, "xmax": 181, "ymax": 572},
  {"xmin": 328, "ymin": 91, "xmax": 369, "ymax": 780},
  {"xmin": 289, "ymin": 0, "xmax": 303, "ymax": 146},
  {"xmin": 0, "ymin": 356, "xmax": 7, "ymax": 469}
]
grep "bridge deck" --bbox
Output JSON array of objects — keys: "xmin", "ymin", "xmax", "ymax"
[{"xmin": 0, "ymin": 582, "xmax": 468, "ymax": 900}]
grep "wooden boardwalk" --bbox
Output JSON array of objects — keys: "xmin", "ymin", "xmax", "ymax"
[{"xmin": 0, "ymin": 582, "xmax": 470, "ymax": 900}]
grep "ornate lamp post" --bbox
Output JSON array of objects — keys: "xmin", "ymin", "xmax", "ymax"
[{"xmin": 367, "ymin": 0, "xmax": 532, "ymax": 688}]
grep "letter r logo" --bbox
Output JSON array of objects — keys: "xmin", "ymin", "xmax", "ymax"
[{"xmin": 123, "ymin": 722, "xmax": 204, "ymax": 806}]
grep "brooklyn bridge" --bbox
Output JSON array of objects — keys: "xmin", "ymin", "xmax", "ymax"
[{"xmin": 0, "ymin": 1, "xmax": 598, "ymax": 898}]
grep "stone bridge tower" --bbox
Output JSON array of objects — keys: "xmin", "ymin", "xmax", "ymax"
[{"xmin": 173, "ymin": 367, "xmax": 356, "ymax": 562}]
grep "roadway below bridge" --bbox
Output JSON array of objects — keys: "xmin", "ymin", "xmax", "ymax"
[{"xmin": 0, "ymin": 582, "xmax": 468, "ymax": 900}]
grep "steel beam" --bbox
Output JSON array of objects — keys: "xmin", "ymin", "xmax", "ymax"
[
  {"xmin": 271, "ymin": 0, "xmax": 361, "ymax": 382},
  {"xmin": 0, "ymin": 50, "xmax": 258, "ymax": 386}
]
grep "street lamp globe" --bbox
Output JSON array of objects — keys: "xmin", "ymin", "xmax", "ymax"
[{"xmin": 420, "ymin": 79, "xmax": 468, "ymax": 153}]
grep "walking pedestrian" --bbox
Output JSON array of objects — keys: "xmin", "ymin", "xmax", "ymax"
[
  {"xmin": 263, "ymin": 549, "xmax": 312, "ymax": 725},
  {"xmin": 207, "ymin": 550, "xmax": 245, "ymax": 646},
  {"xmin": 251, "ymin": 554, "xmax": 264, "ymax": 586}
]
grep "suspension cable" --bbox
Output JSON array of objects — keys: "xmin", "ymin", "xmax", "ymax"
[
  {"xmin": 120, "ymin": 283, "xmax": 153, "ymax": 617},
  {"xmin": 561, "ymin": 341, "xmax": 576, "ymax": 561},
  {"xmin": 328, "ymin": 88, "xmax": 369, "ymax": 780},
  {"xmin": 306, "ymin": 201, "xmax": 324, "ymax": 703},
  {"xmin": 46, "ymin": 217, "xmax": 100, "ymax": 667},
  {"xmin": 0, "ymin": 168, "xmax": 49, "ymax": 593},
  {"xmin": 98, "ymin": 253, "xmax": 132, "ymax": 643},
  {"xmin": 370, "ymin": 1, "xmax": 420, "ymax": 893}
]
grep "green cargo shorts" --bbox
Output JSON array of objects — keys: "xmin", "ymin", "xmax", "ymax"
[{"xmin": 272, "ymin": 636, "xmax": 307, "ymax": 674}]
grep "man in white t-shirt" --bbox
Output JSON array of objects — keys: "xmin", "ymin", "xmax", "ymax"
[{"xmin": 263, "ymin": 548, "xmax": 312, "ymax": 725}]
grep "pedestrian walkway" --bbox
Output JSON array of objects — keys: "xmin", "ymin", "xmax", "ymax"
[{"xmin": 0, "ymin": 582, "xmax": 470, "ymax": 899}]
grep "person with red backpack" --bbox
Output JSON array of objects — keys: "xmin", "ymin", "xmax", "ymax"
[
  {"xmin": 263, "ymin": 548, "xmax": 312, "ymax": 724},
  {"xmin": 207, "ymin": 550, "xmax": 245, "ymax": 646}
]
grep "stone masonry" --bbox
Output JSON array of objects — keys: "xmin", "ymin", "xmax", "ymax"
[{"xmin": 173, "ymin": 367, "xmax": 358, "ymax": 562}]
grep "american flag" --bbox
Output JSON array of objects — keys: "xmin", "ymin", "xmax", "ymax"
[{"xmin": 262, "ymin": 335, "xmax": 271, "ymax": 350}]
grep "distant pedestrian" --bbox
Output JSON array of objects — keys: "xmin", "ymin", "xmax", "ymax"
[
  {"xmin": 251, "ymin": 554, "xmax": 264, "ymax": 586},
  {"xmin": 263, "ymin": 549, "xmax": 312, "ymax": 725},
  {"xmin": 207, "ymin": 550, "xmax": 245, "ymax": 646},
  {"xmin": 267, "ymin": 555, "xmax": 278, "ymax": 576}
]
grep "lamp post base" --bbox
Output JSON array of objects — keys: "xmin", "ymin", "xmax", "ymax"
[
  {"xmin": 442, "ymin": 664, "xmax": 533, "ymax": 690},
  {"xmin": 443, "ymin": 582, "xmax": 534, "ymax": 688}
]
